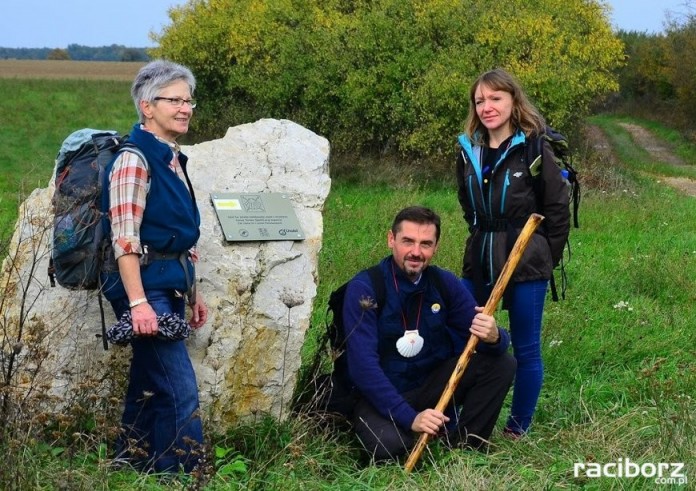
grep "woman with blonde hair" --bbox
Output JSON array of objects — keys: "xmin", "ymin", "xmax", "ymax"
[{"xmin": 455, "ymin": 68, "xmax": 570, "ymax": 437}]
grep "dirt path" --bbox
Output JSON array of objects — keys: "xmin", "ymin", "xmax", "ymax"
[
  {"xmin": 590, "ymin": 122, "xmax": 696, "ymax": 197},
  {"xmin": 617, "ymin": 123, "xmax": 688, "ymax": 166}
]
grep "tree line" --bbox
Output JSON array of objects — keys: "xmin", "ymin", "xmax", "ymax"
[
  {"xmin": 151, "ymin": 0, "xmax": 624, "ymax": 158},
  {"xmin": 6, "ymin": 1, "xmax": 696, "ymax": 155},
  {"xmin": 615, "ymin": 3, "xmax": 696, "ymax": 131},
  {"xmin": 0, "ymin": 44, "xmax": 150, "ymax": 62}
]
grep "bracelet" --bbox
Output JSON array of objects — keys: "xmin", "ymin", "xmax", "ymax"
[{"xmin": 128, "ymin": 297, "xmax": 149, "ymax": 308}]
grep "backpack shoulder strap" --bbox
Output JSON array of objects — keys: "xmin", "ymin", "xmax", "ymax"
[
  {"xmin": 118, "ymin": 142, "xmax": 150, "ymax": 174},
  {"xmin": 523, "ymin": 132, "xmax": 545, "ymax": 176},
  {"xmin": 425, "ymin": 266, "xmax": 453, "ymax": 308},
  {"xmin": 366, "ymin": 264, "xmax": 386, "ymax": 315}
]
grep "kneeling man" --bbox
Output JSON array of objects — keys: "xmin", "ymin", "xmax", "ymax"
[{"xmin": 343, "ymin": 206, "xmax": 516, "ymax": 461}]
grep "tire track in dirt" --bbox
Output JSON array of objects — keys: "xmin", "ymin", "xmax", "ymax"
[
  {"xmin": 617, "ymin": 123, "xmax": 687, "ymax": 167},
  {"xmin": 592, "ymin": 122, "xmax": 696, "ymax": 197}
]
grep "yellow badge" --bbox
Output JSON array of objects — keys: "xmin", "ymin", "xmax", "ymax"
[{"xmin": 431, "ymin": 303, "xmax": 441, "ymax": 313}]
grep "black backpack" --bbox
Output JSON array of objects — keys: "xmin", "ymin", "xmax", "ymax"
[
  {"xmin": 313, "ymin": 264, "xmax": 449, "ymax": 419},
  {"xmin": 48, "ymin": 129, "xmax": 147, "ymax": 348},
  {"xmin": 525, "ymin": 126, "xmax": 580, "ymax": 300},
  {"xmin": 326, "ymin": 266, "xmax": 384, "ymax": 400}
]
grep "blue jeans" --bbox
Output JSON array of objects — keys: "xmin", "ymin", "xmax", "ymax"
[
  {"xmin": 110, "ymin": 289, "xmax": 204, "ymax": 473},
  {"xmin": 462, "ymin": 278, "xmax": 547, "ymax": 434}
]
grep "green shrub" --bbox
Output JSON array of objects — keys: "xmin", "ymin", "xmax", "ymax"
[{"xmin": 152, "ymin": 0, "xmax": 623, "ymax": 157}]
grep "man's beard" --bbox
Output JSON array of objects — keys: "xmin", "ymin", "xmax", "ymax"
[{"xmin": 403, "ymin": 255, "xmax": 425, "ymax": 279}]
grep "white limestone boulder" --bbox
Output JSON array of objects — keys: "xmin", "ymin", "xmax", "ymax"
[{"xmin": 0, "ymin": 119, "xmax": 331, "ymax": 426}]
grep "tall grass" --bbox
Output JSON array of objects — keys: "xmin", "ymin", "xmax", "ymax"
[{"xmin": 0, "ymin": 78, "xmax": 694, "ymax": 489}]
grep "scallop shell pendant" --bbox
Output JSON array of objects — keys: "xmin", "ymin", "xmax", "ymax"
[{"xmin": 396, "ymin": 330, "xmax": 424, "ymax": 358}]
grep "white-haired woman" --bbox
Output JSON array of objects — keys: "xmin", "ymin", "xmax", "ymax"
[{"xmin": 101, "ymin": 59, "xmax": 207, "ymax": 473}]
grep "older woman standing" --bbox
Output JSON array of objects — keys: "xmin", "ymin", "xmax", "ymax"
[{"xmin": 101, "ymin": 59, "xmax": 208, "ymax": 473}]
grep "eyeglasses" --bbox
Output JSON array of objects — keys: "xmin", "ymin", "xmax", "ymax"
[{"xmin": 153, "ymin": 97, "xmax": 197, "ymax": 108}]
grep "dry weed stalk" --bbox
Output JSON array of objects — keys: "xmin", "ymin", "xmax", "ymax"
[{"xmin": 0, "ymin": 192, "xmax": 129, "ymax": 486}]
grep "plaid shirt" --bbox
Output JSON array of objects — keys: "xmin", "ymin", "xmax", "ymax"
[{"xmin": 108, "ymin": 127, "xmax": 198, "ymax": 261}]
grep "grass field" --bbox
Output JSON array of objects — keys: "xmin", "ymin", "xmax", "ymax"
[
  {"xmin": 0, "ymin": 77, "xmax": 134, "ymax": 235},
  {"xmin": 0, "ymin": 66, "xmax": 694, "ymax": 490}
]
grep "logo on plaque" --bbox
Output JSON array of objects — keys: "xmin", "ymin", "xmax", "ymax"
[{"xmin": 241, "ymin": 195, "xmax": 265, "ymax": 212}]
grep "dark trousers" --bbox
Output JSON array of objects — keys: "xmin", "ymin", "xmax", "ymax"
[
  {"xmin": 111, "ymin": 289, "xmax": 204, "ymax": 473},
  {"xmin": 352, "ymin": 352, "xmax": 516, "ymax": 461}
]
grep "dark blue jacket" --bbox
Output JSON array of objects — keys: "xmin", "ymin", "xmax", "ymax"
[
  {"xmin": 100, "ymin": 123, "xmax": 200, "ymax": 301},
  {"xmin": 343, "ymin": 256, "xmax": 511, "ymax": 430}
]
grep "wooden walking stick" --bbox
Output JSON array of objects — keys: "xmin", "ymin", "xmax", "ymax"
[{"xmin": 404, "ymin": 213, "xmax": 544, "ymax": 473}]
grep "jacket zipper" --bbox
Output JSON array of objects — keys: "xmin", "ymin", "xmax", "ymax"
[
  {"xmin": 500, "ymin": 169, "xmax": 510, "ymax": 214},
  {"xmin": 467, "ymin": 175, "xmax": 477, "ymax": 227}
]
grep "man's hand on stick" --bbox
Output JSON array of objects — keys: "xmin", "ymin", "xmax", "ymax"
[
  {"xmin": 469, "ymin": 306, "xmax": 499, "ymax": 344},
  {"xmin": 411, "ymin": 409, "xmax": 450, "ymax": 435}
]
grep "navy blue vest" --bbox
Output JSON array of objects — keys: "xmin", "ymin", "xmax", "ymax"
[
  {"xmin": 100, "ymin": 124, "xmax": 201, "ymax": 301},
  {"xmin": 375, "ymin": 258, "xmax": 454, "ymax": 392}
]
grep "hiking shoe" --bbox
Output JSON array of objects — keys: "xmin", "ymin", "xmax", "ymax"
[{"xmin": 502, "ymin": 427, "xmax": 525, "ymax": 440}]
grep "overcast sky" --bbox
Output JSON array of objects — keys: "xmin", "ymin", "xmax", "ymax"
[{"xmin": 0, "ymin": 0, "xmax": 691, "ymax": 49}]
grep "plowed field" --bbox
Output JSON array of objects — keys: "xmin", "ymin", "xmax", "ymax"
[{"xmin": 0, "ymin": 60, "xmax": 144, "ymax": 80}]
